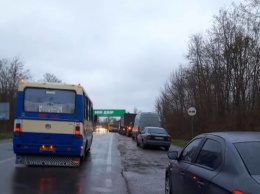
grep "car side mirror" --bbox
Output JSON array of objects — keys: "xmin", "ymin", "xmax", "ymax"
[{"xmin": 167, "ymin": 151, "xmax": 179, "ymax": 160}]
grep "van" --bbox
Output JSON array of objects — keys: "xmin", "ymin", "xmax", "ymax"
[{"xmin": 132, "ymin": 112, "xmax": 161, "ymax": 140}]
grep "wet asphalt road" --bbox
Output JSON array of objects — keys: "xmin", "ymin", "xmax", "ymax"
[{"xmin": 0, "ymin": 132, "xmax": 182, "ymax": 194}]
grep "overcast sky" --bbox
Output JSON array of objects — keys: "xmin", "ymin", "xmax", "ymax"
[{"xmin": 0, "ymin": 0, "xmax": 243, "ymax": 113}]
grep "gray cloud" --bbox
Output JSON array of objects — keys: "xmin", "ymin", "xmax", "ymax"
[{"xmin": 0, "ymin": 0, "xmax": 243, "ymax": 113}]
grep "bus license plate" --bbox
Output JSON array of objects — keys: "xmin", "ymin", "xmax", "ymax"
[{"xmin": 40, "ymin": 146, "xmax": 56, "ymax": 152}]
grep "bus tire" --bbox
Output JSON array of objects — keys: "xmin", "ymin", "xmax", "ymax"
[
  {"xmin": 80, "ymin": 151, "xmax": 86, "ymax": 164},
  {"xmin": 85, "ymin": 141, "xmax": 90, "ymax": 154},
  {"xmin": 81, "ymin": 141, "xmax": 89, "ymax": 163}
]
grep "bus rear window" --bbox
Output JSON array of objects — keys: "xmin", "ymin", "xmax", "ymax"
[{"xmin": 24, "ymin": 88, "xmax": 76, "ymax": 114}]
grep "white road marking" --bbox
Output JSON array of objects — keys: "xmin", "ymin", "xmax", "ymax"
[
  {"xmin": 105, "ymin": 134, "xmax": 113, "ymax": 188},
  {"xmin": 107, "ymin": 134, "xmax": 113, "ymax": 166},
  {"xmin": 106, "ymin": 134, "xmax": 113, "ymax": 173},
  {"xmin": 0, "ymin": 157, "xmax": 15, "ymax": 165}
]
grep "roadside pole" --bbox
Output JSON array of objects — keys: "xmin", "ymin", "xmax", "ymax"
[{"xmin": 188, "ymin": 107, "xmax": 196, "ymax": 139}]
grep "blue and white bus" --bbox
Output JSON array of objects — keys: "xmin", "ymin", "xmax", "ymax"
[{"xmin": 13, "ymin": 81, "xmax": 96, "ymax": 167}]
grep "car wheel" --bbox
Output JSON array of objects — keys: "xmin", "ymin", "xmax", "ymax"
[
  {"xmin": 137, "ymin": 140, "xmax": 140, "ymax": 147},
  {"xmin": 165, "ymin": 174, "xmax": 171, "ymax": 194},
  {"xmin": 165, "ymin": 146, "xmax": 170, "ymax": 151},
  {"xmin": 142, "ymin": 141, "xmax": 146, "ymax": 149}
]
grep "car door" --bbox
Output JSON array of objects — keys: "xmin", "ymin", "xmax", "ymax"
[
  {"xmin": 137, "ymin": 128, "xmax": 146, "ymax": 144},
  {"xmin": 184, "ymin": 136, "xmax": 224, "ymax": 194},
  {"xmin": 169, "ymin": 138, "xmax": 203, "ymax": 194}
]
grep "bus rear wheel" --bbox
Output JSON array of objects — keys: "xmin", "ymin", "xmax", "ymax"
[{"xmin": 80, "ymin": 141, "xmax": 89, "ymax": 163}]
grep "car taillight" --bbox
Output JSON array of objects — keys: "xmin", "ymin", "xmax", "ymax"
[
  {"xmin": 15, "ymin": 123, "xmax": 21, "ymax": 135},
  {"xmin": 232, "ymin": 191, "xmax": 246, "ymax": 194},
  {"xmin": 167, "ymin": 137, "xmax": 172, "ymax": 142},
  {"xmin": 146, "ymin": 136, "xmax": 151, "ymax": 140}
]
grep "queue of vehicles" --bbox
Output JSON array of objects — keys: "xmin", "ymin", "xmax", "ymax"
[
  {"xmin": 118, "ymin": 112, "xmax": 173, "ymax": 151},
  {"xmin": 118, "ymin": 112, "xmax": 260, "ymax": 194},
  {"xmin": 12, "ymin": 81, "xmax": 258, "ymax": 193}
]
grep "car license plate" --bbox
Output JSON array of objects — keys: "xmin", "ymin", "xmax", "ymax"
[{"xmin": 155, "ymin": 137, "xmax": 164, "ymax": 140}]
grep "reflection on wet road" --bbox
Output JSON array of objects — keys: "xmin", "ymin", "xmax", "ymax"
[
  {"xmin": 0, "ymin": 133, "xmax": 127, "ymax": 194},
  {"xmin": 0, "ymin": 132, "xmax": 181, "ymax": 194},
  {"xmin": 118, "ymin": 133, "xmax": 182, "ymax": 194}
]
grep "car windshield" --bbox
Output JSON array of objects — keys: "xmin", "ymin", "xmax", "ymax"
[
  {"xmin": 234, "ymin": 142, "xmax": 260, "ymax": 175},
  {"xmin": 148, "ymin": 128, "xmax": 167, "ymax": 134}
]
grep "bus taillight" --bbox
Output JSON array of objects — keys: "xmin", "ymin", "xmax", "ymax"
[
  {"xmin": 75, "ymin": 123, "xmax": 80, "ymax": 137},
  {"xmin": 15, "ymin": 123, "xmax": 21, "ymax": 135}
]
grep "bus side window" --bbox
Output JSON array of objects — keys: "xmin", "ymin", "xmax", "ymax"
[
  {"xmin": 85, "ymin": 96, "xmax": 89, "ymax": 120},
  {"xmin": 90, "ymin": 102, "xmax": 93, "ymax": 121},
  {"xmin": 88, "ymin": 100, "xmax": 91, "ymax": 120}
]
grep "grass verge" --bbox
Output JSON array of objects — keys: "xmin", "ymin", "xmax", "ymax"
[
  {"xmin": 0, "ymin": 132, "xmax": 13, "ymax": 140},
  {"xmin": 172, "ymin": 139, "xmax": 189, "ymax": 147}
]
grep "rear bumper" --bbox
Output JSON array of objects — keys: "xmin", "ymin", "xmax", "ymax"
[
  {"xmin": 15, "ymin": 155, "xmax": 80, "ymax": 167},
  {"xmin": 13, "ymin": 133, "xmax": 84, "ymax": 157},
  {"xmin": 144, "ymin": 140, "xmax": 171, "ymax": 147},
  {"xmin": 13, "ymin": 145, "xmax": 83, "ymax": 156}
]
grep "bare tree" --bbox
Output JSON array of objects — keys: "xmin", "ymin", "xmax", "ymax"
[
  {"xmin": 0, "ymin": 58, "xmax": 31, "ymax": 131},
  {"xmin": 156, "ymin": 0, "xmax": 260, "ymax": 138},
  {"xmin": 40, "ymin": 73, "xmax": 62, "ymax": 83}
]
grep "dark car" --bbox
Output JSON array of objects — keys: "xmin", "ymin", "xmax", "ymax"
[
  {"xmin": 136, "ymin": 127, "xmax": 171, "ymax": 150},
  {"xmin": 165, "ymin": 131, "xmax": 260, "ymax": 194}
]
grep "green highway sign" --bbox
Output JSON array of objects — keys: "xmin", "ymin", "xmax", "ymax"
[{"xmin": 93, "ymin": 109, "xmax": 126, "ymax": 117}]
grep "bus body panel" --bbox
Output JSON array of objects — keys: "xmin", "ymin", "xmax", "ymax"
[
  {"xmin": 13, "ymin": 133, "xmax": 83, "ymax": 156},
  {"xmin": 18, "ymin": 119, "xmax": 75, "ymax": 135}
]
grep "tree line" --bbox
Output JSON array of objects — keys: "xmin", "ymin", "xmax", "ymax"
[
  {"xmin": 155, "ymin": 0, "xmax": 260, "ymax": 139},
  {"xmin": 0, "ymin": 58, "xmax": 61, "ymax": 132}
]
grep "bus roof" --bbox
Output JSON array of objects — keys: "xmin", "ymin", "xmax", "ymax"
[{"xmin": 18, "ymin": 81, "xmax": 91, "ymax": 98}]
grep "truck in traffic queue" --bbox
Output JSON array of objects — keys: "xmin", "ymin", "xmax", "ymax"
[
  {"xmin": 108, "ymin": 122, "xmax": 119, "ymax": 132},
  {"xmin": 119, "ymin": 113, "xmax": 136, "ymax": 136}
]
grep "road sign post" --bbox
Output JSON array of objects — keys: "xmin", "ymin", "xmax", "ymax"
[{"xmin": 187, "ymin": 107, "xmax": 196, "ymax": 139}]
